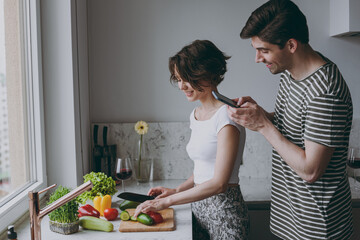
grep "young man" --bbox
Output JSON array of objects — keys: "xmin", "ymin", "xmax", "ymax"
[{"xmin": 227, "ymin": 0, "xmax": 353, "ymax": 239}]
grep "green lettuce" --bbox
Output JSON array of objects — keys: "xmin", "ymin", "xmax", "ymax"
[{"xmin": 77, "ymin": 172, "xmax": 116, "ymax": 204}]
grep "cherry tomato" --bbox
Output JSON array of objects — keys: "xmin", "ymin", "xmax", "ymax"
[
  {"xmin": 103, "ymin": 208, "xmax": 118, "ymax": 221},
  {"xmin": 147, "ymin": 211, "xmax": 164, "ymax": 224}
]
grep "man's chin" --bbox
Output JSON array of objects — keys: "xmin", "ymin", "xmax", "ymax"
[{"xmin": 269, "ymin": 68, "xmax": 282, "ymax": 75}]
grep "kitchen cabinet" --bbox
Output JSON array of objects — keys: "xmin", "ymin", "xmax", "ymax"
[{"xmin": 330, "ymin": 0, "xmax": 360, "ymax": 37}]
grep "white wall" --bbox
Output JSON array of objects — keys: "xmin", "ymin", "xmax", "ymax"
[{"xmin": 88, "ymin": 0, "xmax": 360, "ymax": 123}]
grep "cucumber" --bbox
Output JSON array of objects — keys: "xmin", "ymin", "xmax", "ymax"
[
  {"xmin": 120, "ymin": 210, "xmax": 130, "ymax": 221},
  {"xmin": 119, "ymin": 200, "xmax": 140, "ymax": 211},
  {"xmin": 137, "ymin": 213, "xmax": 154, "ymax": 226},
  {"xmin": 79, "ymin": 216, "xmax": 113, "ymax": 232}
]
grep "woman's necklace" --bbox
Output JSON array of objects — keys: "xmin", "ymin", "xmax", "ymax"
[{"xmin": 195, "ymin": 105, "xmax": 222, "ymax": 121}]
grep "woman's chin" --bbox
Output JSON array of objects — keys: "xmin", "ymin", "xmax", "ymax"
[{"xmin": 186, "ymin": 97, "xmax": 196, "ymax": 102}]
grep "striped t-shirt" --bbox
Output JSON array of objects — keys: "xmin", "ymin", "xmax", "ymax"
[{"xmin": 270, "ymin": 54, "xmax": 353, "ymax": 240}]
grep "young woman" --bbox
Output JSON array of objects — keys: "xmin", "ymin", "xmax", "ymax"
[{"xmin": 134, "ymin": 40, "xmax": 249, "ymax": 239}]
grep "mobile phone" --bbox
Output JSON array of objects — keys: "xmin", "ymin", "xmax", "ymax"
[{"xmin": 212, "ymin": 91, "xmax": 240, "ymax": 108}]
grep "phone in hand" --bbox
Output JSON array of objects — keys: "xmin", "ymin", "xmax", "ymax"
[{"xmin": 212, "ymin": 91, "xmax": 240, "ymax": 108}]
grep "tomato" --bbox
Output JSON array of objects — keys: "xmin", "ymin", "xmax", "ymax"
[
  {"xmin": 147, "ymin": 211, "xmax": 164, "ymax": 224},
  {"xmin": 103, "ymin": 208, "xmax": 118, "ymax": 221}
]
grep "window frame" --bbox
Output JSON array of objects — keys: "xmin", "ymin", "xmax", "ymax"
[{"xmin": 0, "ymin": 0, "xmax": 47, "ymax": 232}]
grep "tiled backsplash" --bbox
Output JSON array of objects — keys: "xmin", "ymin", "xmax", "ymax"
[
  {"xmin": 93, "ymin": 118, "xmax": 359, "ymax": 181},
  {"xmin": 94, "ymin": 122, "xmax": 194, "ymax": 180}
]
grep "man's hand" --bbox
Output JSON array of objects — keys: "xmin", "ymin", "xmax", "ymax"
[
  {"xmin": 235, "ymin": 96, "xmax": 257, "ymax": 106},
  {"xmin": 227, "ymin": 96, "xmax": 271, "ymax": 132}
]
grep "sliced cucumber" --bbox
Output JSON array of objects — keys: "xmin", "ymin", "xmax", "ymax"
[
  {"xmin": 137, "ymin": 213, "xmax": 154, "ymax": 226},
  {"xmin": 120, "ymin": 210, "xmax": 130, "ymax": 221}
]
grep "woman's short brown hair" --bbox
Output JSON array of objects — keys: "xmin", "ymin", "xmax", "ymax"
[{"xmin": 169, "ymin": 40, "xmax": 230, "ymax": 91}]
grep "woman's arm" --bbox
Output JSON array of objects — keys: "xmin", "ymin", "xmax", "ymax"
[
  {"xmin": 134, "ymin": 124, "xmax": 240, "ymax": 216},
  {"xmin": 147, "ymin": 175, "xmax": 194, "ymax": 198},
  {"xmin": 175, "ymin": 174, "xmax": 195, "ymax": 192}
]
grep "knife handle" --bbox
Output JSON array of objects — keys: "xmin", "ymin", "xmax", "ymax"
[
  {"xmin": 93, "ymin": 125, "xmax": 99, "ymax": 145},
  {"xmin": 103, "ymin": 126, "xmax": 108, "ymax": 146}
]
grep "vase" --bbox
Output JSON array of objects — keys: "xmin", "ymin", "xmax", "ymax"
[
  {"xmin": 133, "ymin": 157, "xmax": 153, "ymax": 183},
  {"xmin": 133, "ymin": 136, "xmax": 153, "ymax": 183},
  {"xmin": 49, "ymin": 220, "xmax": 79, "ymax": 235}
]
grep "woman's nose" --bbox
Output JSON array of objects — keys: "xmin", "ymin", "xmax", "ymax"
[{"xmin": 178, "ymin": 80, "xmax": 187, "ymax": 90}]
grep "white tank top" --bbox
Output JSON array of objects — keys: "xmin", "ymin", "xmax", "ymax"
[{"xmin": 186, "ymin": 105, "xmax": 245, "ymax": 184}]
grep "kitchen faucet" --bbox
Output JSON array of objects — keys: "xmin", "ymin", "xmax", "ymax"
[{"xmin": 28, "ymin": 180, "xmax": 93, "ymax": 240}]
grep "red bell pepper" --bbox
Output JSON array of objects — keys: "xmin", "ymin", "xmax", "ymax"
[
  {"xmin": 147, "ymin": 211, "xmax": 164, "ymax": 224},
  {"xmin": 78, "ymin": 204, "xmax": 100, "ymax": 218}
]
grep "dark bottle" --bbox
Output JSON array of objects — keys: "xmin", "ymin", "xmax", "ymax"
[{"xmin": 7, "ymin": 225, "xmax": 17, "ymax": 240}]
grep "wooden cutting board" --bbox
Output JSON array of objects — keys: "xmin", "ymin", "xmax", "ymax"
[{"xmin": 119, "ymin": 208, "xmax": 175, "ymax": 232}]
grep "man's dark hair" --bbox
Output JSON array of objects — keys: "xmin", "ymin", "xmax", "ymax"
[
  {"xmin": 169, "ymin": 40, "xmax": 230, "ymax": 91},
  {"xmin": 240, "ymin": 0, "xmax": 309, "ymax": 48}
]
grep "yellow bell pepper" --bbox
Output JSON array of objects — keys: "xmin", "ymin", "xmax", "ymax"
[{"xmin": 93, "ymin": 195, "xmax": 112, "ymax": 216}]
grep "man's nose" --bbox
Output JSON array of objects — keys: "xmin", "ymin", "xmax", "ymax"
[{"xmin": 255, "ymin": 51, "xmax": 264, "ymax": 63}]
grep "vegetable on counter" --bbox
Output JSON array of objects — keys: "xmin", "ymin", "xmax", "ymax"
[
  {"xmin": 104, "ymin": 208, "xmax": 119, "ymax": 221},
  {"xmin": 119, "ymin": 200, "xmax": 140, "ymax": 211},
  {"xmin": 78, "ymin": 204, "xmax": 100, "ymax": 218},
  {"xmin": 77, "ymin": 172, "xmax": 116, "ymax": 204},
  {"xmin": 137, "ymin": 213, "xmax": 154, "ymax": 226},
  {"xmin": 120, "ymin": 210, "xmax": 164, "ymax": 226},
  {"xmin": 94, "ymin": 195, "xmax": 112, "ymax": 216},
  {"xmin": 47, "ymin": 186, "xmax": 79, "ymax": 223},
  {"xmin": 119, "ymin": 210, "xmax": 130, "ymax": 221},
  {"xmin": 148, "ymin": 211, "xmax": 164, "ymax": 224},
  {"xmin": 79, "ymin": 216, "xmax": 114, "ymax": 232}
]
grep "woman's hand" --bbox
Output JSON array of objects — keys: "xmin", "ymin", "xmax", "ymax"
[
  {"xmin": 133, "ymin": 198, "xmax": 171, "ymax": 217},
  {"xmin": 148, "ymin": 186, "xmax": 177, "ymax": 199}
]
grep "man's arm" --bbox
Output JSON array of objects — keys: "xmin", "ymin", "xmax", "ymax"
[
  {"xmin": 260, "ymin": 120, "xmax": 333, "ymax": 183},
  {"xmin": 227, "ymin": 99, "xmax": 333, "ymax": 183}
]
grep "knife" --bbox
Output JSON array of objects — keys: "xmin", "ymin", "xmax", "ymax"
[
  {"xmin": 117, "ymin": 192, "xmax": 155, "ymax": 202},
  {"xmin": 93, "ymin": 125, "xmax": 102, "ymax": 172},
  {"xmin": 102, "ymin": 126, "xmax": 111, "ymax": 176}
]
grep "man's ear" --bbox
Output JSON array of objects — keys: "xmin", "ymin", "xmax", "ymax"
[{"xmin": 287, "ymin": 39, "xmax": 298, "ymax": 53}]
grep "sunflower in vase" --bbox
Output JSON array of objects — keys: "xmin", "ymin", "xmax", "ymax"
[{"xmin": 134, "ymin": 121, "xmax": 150, "ymax": 182}]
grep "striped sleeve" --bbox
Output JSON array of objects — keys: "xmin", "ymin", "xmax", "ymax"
[{"xmin": 304, "ymin": 94, "xmax": 349, "ymax": 148}]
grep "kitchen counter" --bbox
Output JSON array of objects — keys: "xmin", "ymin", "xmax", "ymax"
[
  {"xmin": 14, "ymin": 177, "xmax": 272, "ymax": 240},
  {"xmin": 12, "ymin": 177, "xmax": 360, "ymax": 239},
  {"xmin": 15, "ymin": 180, "xmax": 192, "ymax": 240}
]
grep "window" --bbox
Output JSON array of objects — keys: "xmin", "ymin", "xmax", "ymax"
[{"xmin": 0, "ymin": 0, "xmax": 46, "ymax": 232}]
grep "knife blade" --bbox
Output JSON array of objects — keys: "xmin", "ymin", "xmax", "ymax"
[{"xmin": 117, "ymin": 192, "xmax": 155, "ymax": 203}]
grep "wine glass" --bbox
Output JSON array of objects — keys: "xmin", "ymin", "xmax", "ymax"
[
  {"xmin": 347, "ymin": 147, "xmax": 360, "ymax": 191},
  {"xmin": 115, "ymin": 157, "xmax": 133, "ymax": 192}
]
